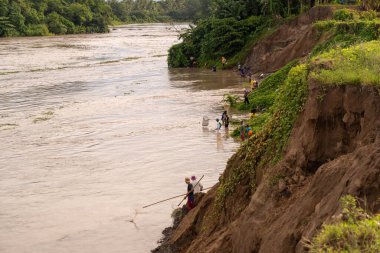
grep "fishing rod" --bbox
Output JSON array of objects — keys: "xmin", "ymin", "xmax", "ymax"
[
  {"xmin": 177, "ymin": 175, "xmax": 205, "ymax": 207},
  {"xmin": 142, "ymin": 185, "xmax": 213, "ymax": 208}
]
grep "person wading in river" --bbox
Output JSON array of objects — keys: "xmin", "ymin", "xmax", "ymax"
[{"xmin": 184, "ymin": 177, "xmax": 195, "ymax": 211}]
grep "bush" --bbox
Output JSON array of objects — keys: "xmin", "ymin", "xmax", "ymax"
[
  {"xmin": 25, "ymin": 24, "xmax": 50, "ymax": 36},
  {"xmin": 310, "ymin": 41, "xmax": 380, "ymax": 86},
  {"xmin": 333, "ymin": 9, "xmax": 355, "ymax": 21},
  {"xmin": 359, "ymin": 10, "xmax": 378, "ymax": 20},
  {"xmin": 168, "ymin": 43, "xmax": 193, "ymax": 68},
  {"xmin": 46, "ymin": 12, "xmax": 68, "ymax": 34},
  {"xmin": 309, "ymin": 195, "xmax": 380, "ymax": 253},
  {"xmin": 167, "ymin": 16, "xmax": 274, "ymax": 68}
]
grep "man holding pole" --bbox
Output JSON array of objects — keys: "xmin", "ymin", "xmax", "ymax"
[
  {"xmin": 191, "ymin": 176, "xmax": 203, "ymax": 194},
  {"xmin": 184, "ymin": 177, "xmax": 195, "ymax": 211}
]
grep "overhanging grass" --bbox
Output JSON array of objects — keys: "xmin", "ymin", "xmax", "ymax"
[{"xmin": 310, "ymin": 41, "xmax": 380, "ymax": 86}]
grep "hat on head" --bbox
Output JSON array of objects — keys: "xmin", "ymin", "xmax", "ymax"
[
  {"xmin": 191, "ymin": 176, "xmax": 196, "ymax": 180},
  {"xmin": 185, "ymin": 177, "xmax": 190, "ymax": 182}
]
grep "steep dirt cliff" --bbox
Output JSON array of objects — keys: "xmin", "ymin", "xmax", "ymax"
[
  {"xmin": 155, "ymin": 81, "xmax": 380, "ymax": 253},
  {"xmin": 154, "ymin": 6, "xmax": 380, "ymax": 253},
  {"xmin": 244, "ymin": 6, "xmax": 336, "ymax": 74}
]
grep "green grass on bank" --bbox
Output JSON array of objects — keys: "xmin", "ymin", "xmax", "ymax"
[
  {"xmin": 311, "ymin": 8, "xmax": 380, "ymax": 56},
  {"xmin": 308, "ymin": 195, "xmax": 380, "ymax": 253},
  {"xmin": 310, "ymin": 41, "xmax": 380, "ymax": 86},
  {"xmin": 216, "ymin": 63, "xmax": 309, "ymax": 206}
]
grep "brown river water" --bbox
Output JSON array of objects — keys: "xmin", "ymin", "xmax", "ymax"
[{"xmin": 0, "ymin": 24, "xmax": 243, "ymax": 253}]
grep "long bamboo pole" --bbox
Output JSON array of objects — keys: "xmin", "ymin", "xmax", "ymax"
[{"xmin": 142, "ymin": 184, "xmax": 212, "ymax": 209}]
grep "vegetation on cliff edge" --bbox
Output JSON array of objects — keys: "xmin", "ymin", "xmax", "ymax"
[{"xmin": 308, "ymin": 195, "xmax": 380, "ymax": 253}]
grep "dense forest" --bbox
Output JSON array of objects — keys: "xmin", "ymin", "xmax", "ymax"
[
  {"xmin": 108, "ymin": 0, "xmax": 210, "ymax": 23},
  {"xmin": 0, "ymin": 0, "xmax": 113, "ymax": 36},
  {"xmin": 167, "ymin": 0, "xmax": 380, "ymax": 68},
  {"xmin": 0, "ymin": 0, "xmax": 378, "ymax": 37},
  {"xmin": 0, "ymin": 0, "xmax": 212, "ymax": 37}
]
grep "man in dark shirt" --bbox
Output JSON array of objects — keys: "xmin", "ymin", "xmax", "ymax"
[{"xmin": 184, "ymin": 177, "xmax": 195, "ymax": 211}]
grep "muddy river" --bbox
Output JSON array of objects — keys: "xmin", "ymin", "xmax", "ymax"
[{"xmin": 0, "ymin": 24, "xmax": 242, "ymax": 253}]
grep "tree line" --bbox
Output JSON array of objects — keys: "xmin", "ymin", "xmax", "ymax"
[
  {"xmin": 1, "ymin": 0, "xmax": 375, "ymax": 37},
  {"xmin": 0, "ymin": 0, "xmax": 113, "ymax": 37}
]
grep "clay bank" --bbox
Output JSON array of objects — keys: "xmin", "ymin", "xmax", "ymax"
[{"xmin": 155, "ymin": 6, "xmax": 380, "ymax": 253}]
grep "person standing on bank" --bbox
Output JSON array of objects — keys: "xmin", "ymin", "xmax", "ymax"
[
  {"xmin": 184, "ymin": 177, "xmax": 195, "ymax": 210},
  {"xmin": 244, "ymin": 88, "xmax": 250, "ymax": 105},
  {"xmin": 191, "ymin": 176, "xmax": 203, "ymax": 194}
]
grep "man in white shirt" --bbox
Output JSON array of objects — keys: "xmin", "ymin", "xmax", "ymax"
[{"xmin": 191, "ymin": 176, "xmax": 203, "ymax": 194}]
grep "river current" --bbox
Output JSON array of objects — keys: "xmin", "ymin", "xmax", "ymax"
[{"xmin": 0, "ymin": 24, "xmax": 242, "ymax": 253}]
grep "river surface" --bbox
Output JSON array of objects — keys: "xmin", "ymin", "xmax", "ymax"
[{"xmin": 0, "ymin": 24, "xmax": 242, "ymax": 253}]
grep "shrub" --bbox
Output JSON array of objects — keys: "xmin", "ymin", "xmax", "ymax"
[
  {"xmin": 168, "ymin": 43, "xmax": 194, "ymax": 68},
  {"xmin": 167, "ymin": 16, "xmax": 274, "ymax": 68},
  {"xmin": 216, "ymin": 64, "xmax": 309, "ymax": 206},
  {"xmin": 25, "ymin": 24, "xmax": 50, "ymax": 36},
  {"xmin": 46, "ymin": 12, "xmax": 68, "ymax": 34},
  {"xmin": 310, "ymin": 41, "xmax": 380, "ymax": 86},
  {"xmin": 309, "ymin": 195, "xmax": 380, "ymax": 253},
  {"xmin": 333, "ymin": 9, "xmax": 355, "ymax": 21}
]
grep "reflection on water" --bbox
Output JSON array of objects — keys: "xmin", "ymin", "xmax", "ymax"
[{"xmin": 0, "ymin": 24, "xmax": 242, "ymax": 253}]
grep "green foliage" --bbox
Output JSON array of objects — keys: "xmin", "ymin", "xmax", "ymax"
[
  {"xmin": 46, "ymin": 12, "xmax": 73, "ymax": 34},
  {"xmin": 25, "ymin": 24, "xmax": 50, "ymax": 36},
  {"xmin": 168, "ymin": 43, "xmax": 194, "ymax": 68},
  {"xmin": 312, "ymin": 9, "xmax": 380, "ymax": 56},
  {"xmin": 310, "ymin": 41, "xmax": 380, "ymax": 86},
  {"xmin": 223, "ymin": 94, "xmax": 240, "ymax": 107},
  {"xmin": 309, "ymin": 195, "xmax": 380, "ymax": 253},
  {"xmin": 67, "ymin": 3, "xmax": 93, "ymax": 26},
  {"xmin": 0, "ymin": 0, "xmax": 112, "ymax": 37},
  {"xmin": 0, "ymin": 16, "xmax": 16, "ymax": 36},
  {"xmin": 233, "ymin": 60, "xmax": 297, "ymax": 112},
  {"xmin": 168, "ymin": 16, "xmax": 274, "ymax": 67},
  {"xmin": 216, "ymin": 64, "xmax": 309, "ymax": 207},
  {"xmin": 333, "ymin": 9, "xmax": 355, "ymax": 21}
]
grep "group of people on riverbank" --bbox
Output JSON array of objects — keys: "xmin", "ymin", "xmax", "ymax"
[{"xmin": 184, "ymin": 176, "xmax": 203, "ymax": 211}]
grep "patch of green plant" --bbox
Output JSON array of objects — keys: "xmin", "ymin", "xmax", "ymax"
[
  {"xmin": 333, "ymin": 9, "xmax": 356, "ymax": 21},
  {"xmin": 0, "ymin": 0, "xmax": 112, "ymax": 37},
  {"xmin": 310, "ymin": 41, "xmax": 380, "ymax": 86},
  {"xmin": 308, "ymin": 195, "xmax": 380, "ymax": 253},
  {"xmin": 168, "ymin": 16, "xmax": 275, "ymax": 68},
  {"xmin": 215, "ymin": 64, "xmax": 309, "ymax": 208},
  {"xmin": 231, "ymin": 112, "xmax": 271, "ymax": 137},
  {"xmin": 233, "ymin": 60, "xmax": 298, "ymax": 112},
  {"xmin": 223, "ymin": 94, "xmax": 240, "ymax": 107}
]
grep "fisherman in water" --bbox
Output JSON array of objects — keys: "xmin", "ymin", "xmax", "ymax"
[{"xmin": 184, "ymin": 177, "xmax": 195, "ymax": 210}]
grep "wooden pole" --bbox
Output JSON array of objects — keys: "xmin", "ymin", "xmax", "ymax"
[{"xmin": 142, "ymin": 184, "xmax": 213, "ymax": 209}]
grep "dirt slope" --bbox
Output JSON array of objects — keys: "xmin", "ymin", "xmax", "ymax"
[
  {"xmin": 244, "ymin": 6, "xmax": 335, "ymax": 74},
  {"xmin": 155, "ymin": 81, "xmax": 380, "ymax": 253},
  {"xmin": 153, "ymin": 6, "xmax": 380, "ymax": 253}
]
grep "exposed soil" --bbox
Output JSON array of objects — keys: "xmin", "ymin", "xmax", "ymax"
[
  {"xmin": 244, "ymin": 6, "xmax": 335, "ymax": 74},
  {"xmin": 154, "ymin": 81, "xmax": 380, "ymax": 252},
  {"xmin": 153, "ymin": 6, "xmax": 380, "ymax": 253}
]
